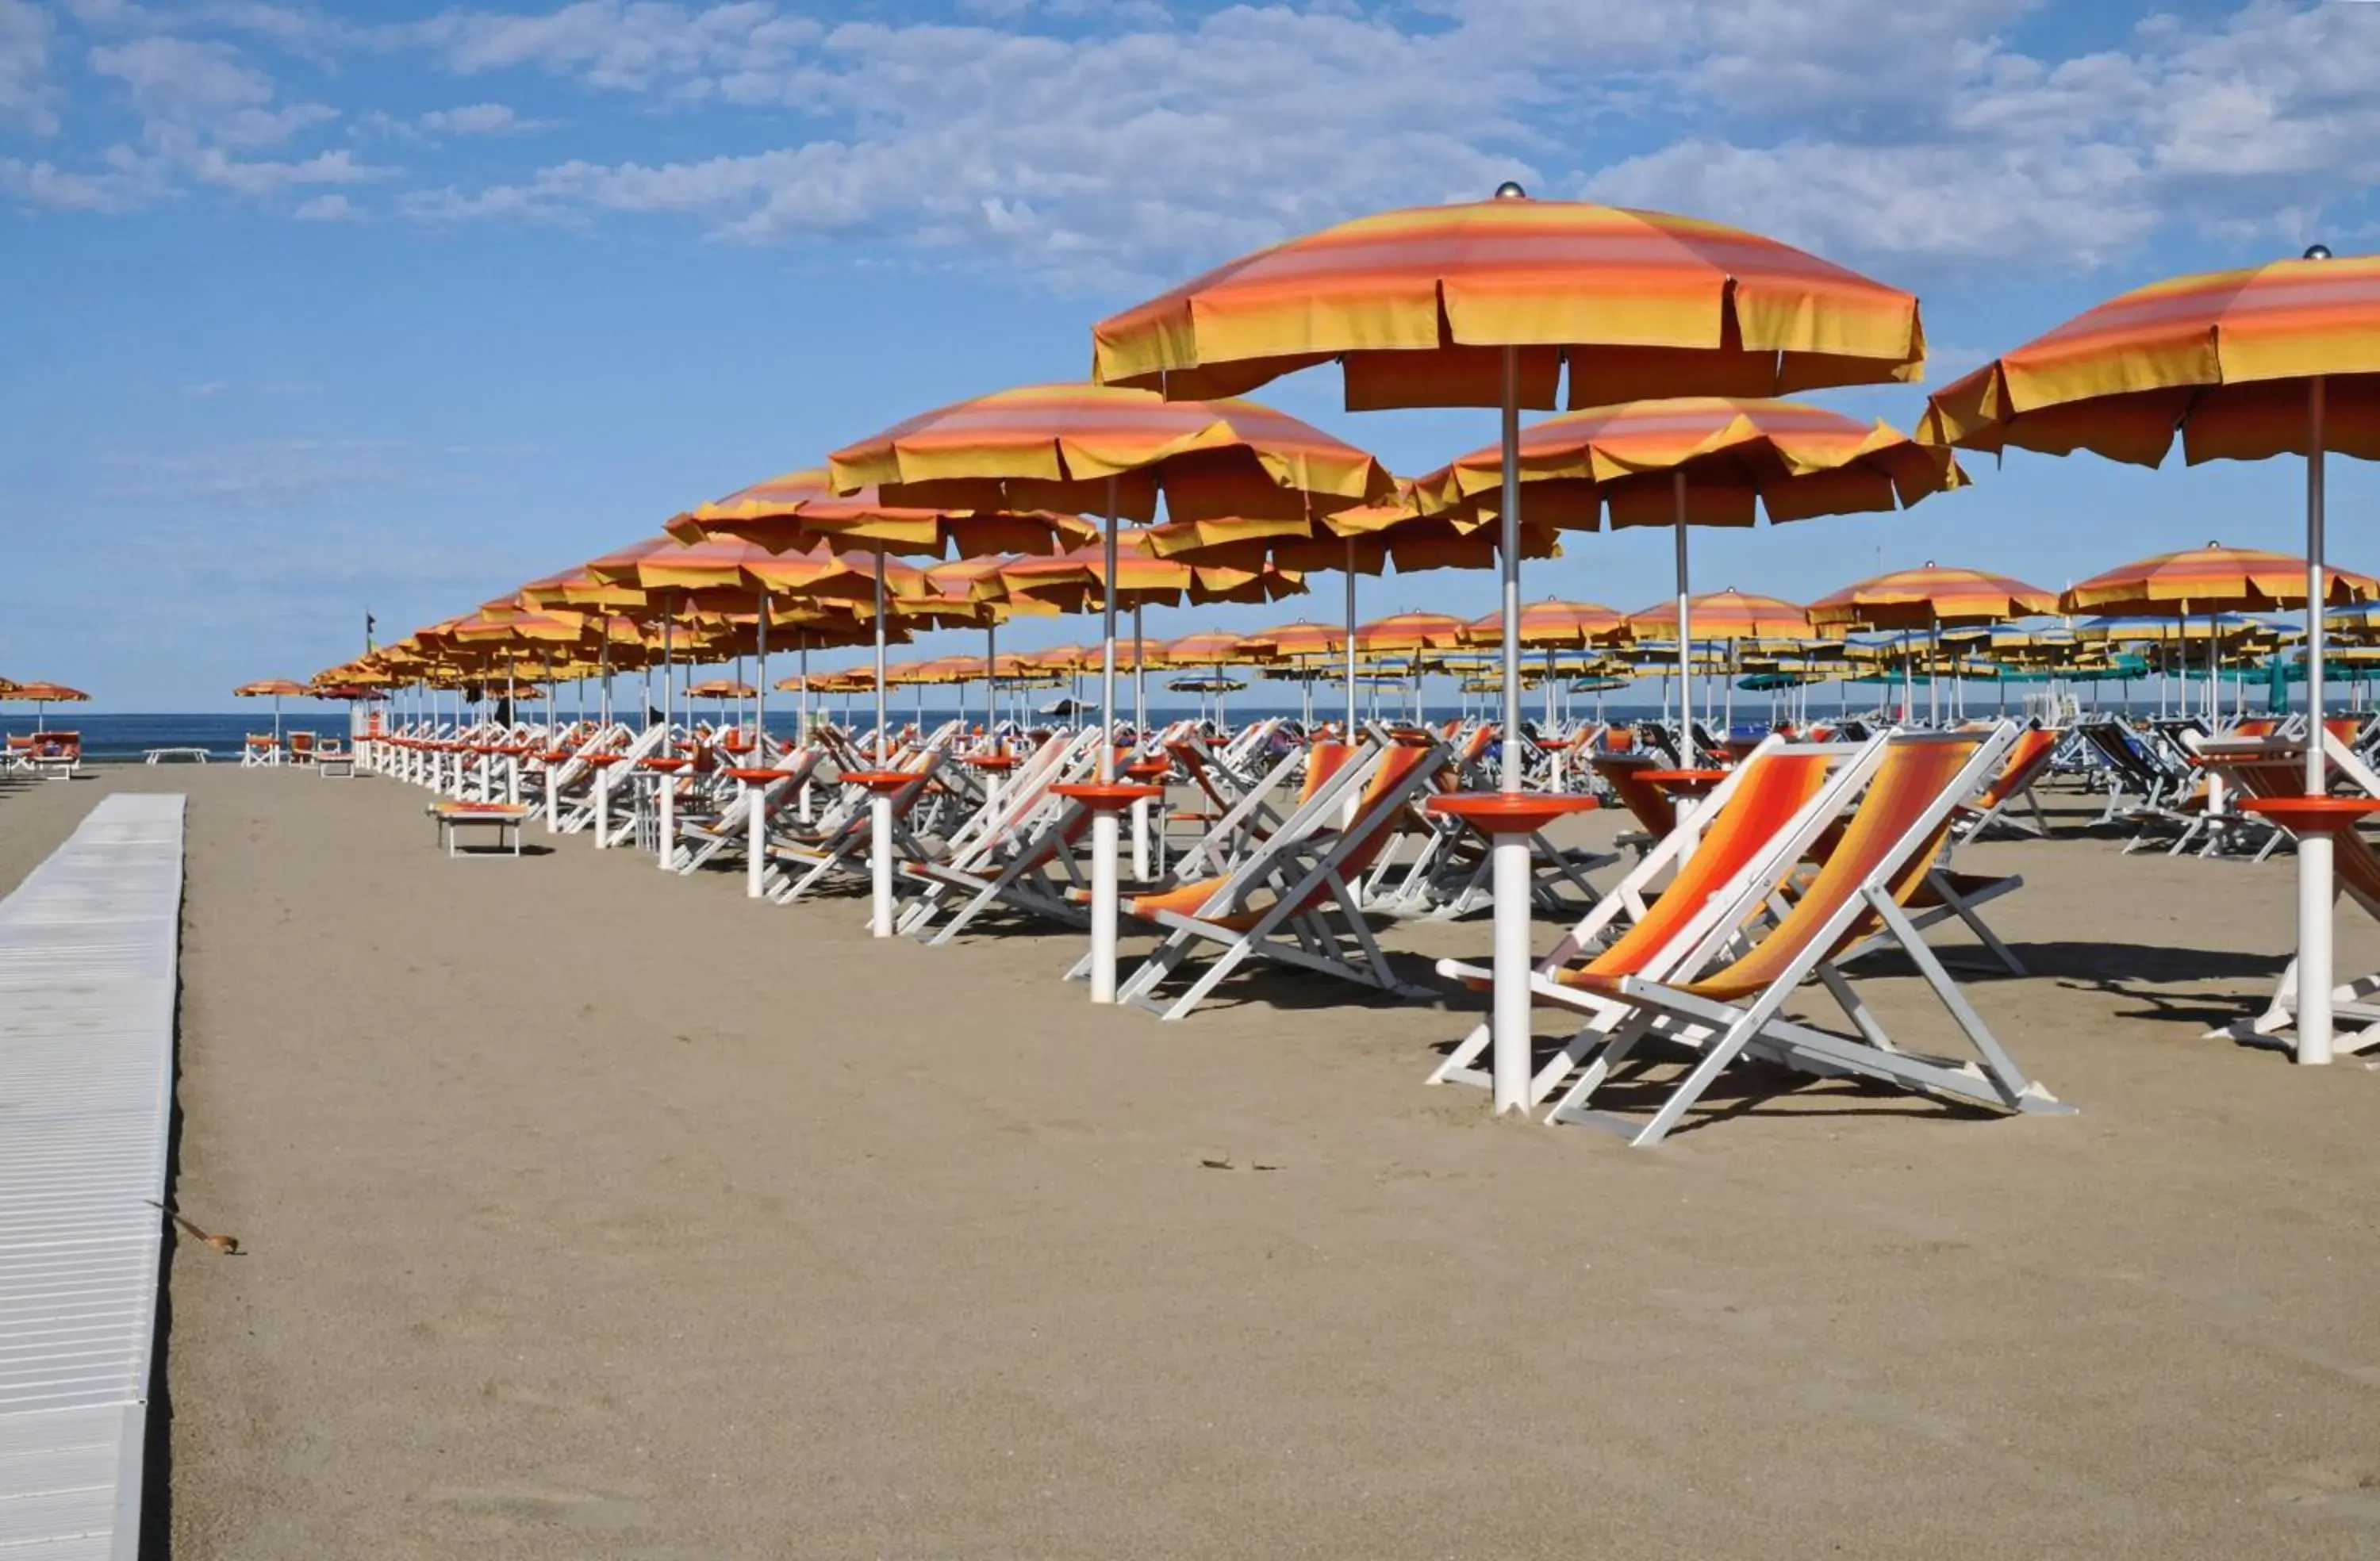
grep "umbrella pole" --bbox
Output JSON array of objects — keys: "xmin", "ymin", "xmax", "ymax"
[
  {"xmin": 868, "ymin": 549, "xmax": 892, "ymax": 938},
  {"xmin": 1672, "ymin": 472, "xmax": 1694, "ymax": 767},
  {"xmin": 1489, "ymin": 342, "xmax": 1530, "ymax": 1114},
  {"xmin": 1344, "ymin": 539, "xmax": 1359, "ymax": 735},
  {"xmin": 985, "ymin": 623, "xmax": 996, "ymax": 738},
  {"xmin": 1090, "ymin": 476, "xmax": 1123, "ymax": 1003},
  {"xmin": 754, "ymin": 593, "xmax": 769, "ymax": 757},
  {"xmin": 2298, "ymin": 374, "xmax": 2336, "ymax": 1064},
  {"xmin": 274, "ymin": 693, "xmax": 283, "ymax": 750}
]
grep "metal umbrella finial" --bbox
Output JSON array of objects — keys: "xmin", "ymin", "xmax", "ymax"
[
  {"xmin": 2305, "ymin": 244, "xmax": 2333, "ymax": 260},
  {"xmin": 1493, "ymin": 181, "xmax": 1528, "ymax": 201}
]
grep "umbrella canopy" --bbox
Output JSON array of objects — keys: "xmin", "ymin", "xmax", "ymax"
[
  {"xmin": 7, "ymin": 682, "xmax": 87, "ymax": 703},
  {"xmin": 2059, "ymin": 543, "xmax": 2378, "ymax": 616},
  {"xmin": 1353, "ymin": 612, "xmax": 1472, "ymax": 654},
  {"xmin": 233, "ymin": 679, "xmax": 310, "ymax": 698},
  {"xmin": 1093, "ymin": 198, "xmax": 1925, "ymax": 409},
  {"xmin": 1456, "ymin": 600, "xmax": 1624, "ymax": 647},
  {"xmin": 825, "ymin": 382, "xmax": 1395, "ymax": 523},
  {"xmin": 1808, "ymin": 563, "xmax": 2058, "ymax": 631},
  {"xmin": 686, "ymin": 679, "xmax": 758, "ymax": 700},
  {"xmin": 1626, "ymin": 589, "xmax": 1810, "ymax": 641},
  {"xmin": 991, "ymin": 526, "xmax": 1307, "ymax": 612},
  {"xmin": 672, "ymin": 469, "xmax": 1098, "ymax": 560},
  {"xmin": 1409, "ymin": 397, "xmax": 1963, "ymax": 528}
]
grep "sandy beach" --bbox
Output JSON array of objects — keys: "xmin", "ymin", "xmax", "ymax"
[{"xmin": 8, "ymin": 765, "xmax": 2380, "ymax": 1556}]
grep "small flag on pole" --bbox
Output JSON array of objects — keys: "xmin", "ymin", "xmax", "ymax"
[{"xmin": 365, "ymin": 609, "xmax": 376, "ymax": 651}]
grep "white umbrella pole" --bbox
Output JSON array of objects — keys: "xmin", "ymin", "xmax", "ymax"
[
  {"xmin": 1490, "ymin": 343, "xmax": 1530, "ymax": 1114},
  {"xmin": 985, "ymin": 623, "xmax": 997, "ymax": 734},
  {"xmin": 754, "ymin": 593, "xmax": 769, "ymax": 755},
  {"xmin": 1673, "ymin": 471, "xmax": 1694, "ymax": 767},
  {"xmin": 1344, "ymin": 539, "xmax": 1359, "ymax": 734},
  {"xmin": 1090, "ymin": 477, "xmax": 1123, "ymax": 1002},
  {"xmin": 2298, "ymin": 374, "xmax": 2335, "ymax": 1064},
  {"xmin": 868, "ymin": 551, "xmax": 893, "ymax": 937}
]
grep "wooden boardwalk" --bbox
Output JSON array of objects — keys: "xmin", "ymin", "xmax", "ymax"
[{"xmin": 0, "ymin": 794, "xmax": 185, "ymax": 1559}]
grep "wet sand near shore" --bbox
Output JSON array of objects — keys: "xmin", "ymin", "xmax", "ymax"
[{"xmin": 7, "ymin": 765, "xmax": 2380, "ymax": 1556}]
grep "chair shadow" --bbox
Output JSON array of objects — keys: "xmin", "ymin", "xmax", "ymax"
[
  {"xmin": 2011, "ymin": 939, "xmax": 2290, "ymax": 1029},
  {"xmin": 1575, "ymin": 1048, "xmax": 2002, "ymax": 1139}
]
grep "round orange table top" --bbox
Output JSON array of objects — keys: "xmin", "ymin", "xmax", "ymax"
[
  {"xmin": 842, "ymin": 769, "xmax": 919, "ymax": 792},
  {"xmin": 1428, "ymin": 792, "xmax": 1602, "ymax": 834},
  {"xmin": 582, "ymin": 753, "xmax": 627, "ymax": 767},
  {"xmin": 1054, "ymin": 781, "xmax": 1165, "ymax": 810},
  {"xmin": 2240, "ymin": 796, "xmax": 2380, "ymax": 829},
  {"xmin": 964, "ymin": 754, "xmax": 1020, "ymax": 771},
  {"xmin": 536, "ymin": 750, "xmax": 574, "ymax": 764},
  {"xmin": 641, "ymin": 756, "xmax": 693, "ymax": 773},
  {"xmin": 1125, "ymin": 759, "xmax": 1172, "ymax": 782},
  {"xmin": 1641, "ymin": 767, "xmax": 1729, "ymax": 792}
]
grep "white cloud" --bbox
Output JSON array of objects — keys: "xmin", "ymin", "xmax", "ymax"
[
  {"xmin": 411, "ymin": 1, "xmax": 816, "ymax": 91},
  {"xmin": 0, "ymin": 0, "xmax": 57, "ymax": 135},
  {"xmin": 419, "ymin": 101, "xmax": 528, "ymax": 134},
  {"xmin": 292, "ymin": 190, "xmax": 358, "ymax": 219},
  {"xmin": 188, "ymin": 145, "xmax": 387, "ymax": 196},
  {"xmin": 0, "ymin": 144, "xmax": 171, "ymax": 212}
]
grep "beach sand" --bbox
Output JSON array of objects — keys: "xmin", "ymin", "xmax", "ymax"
[{"xmin": 7, "ymin": 765, "xmax": 2380, "ymax": 1556}]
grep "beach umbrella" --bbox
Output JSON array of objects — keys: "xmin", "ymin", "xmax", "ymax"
[
  {"xmin": 1094, "ymin": 196, "xmax": 1926, "ymax": 1110},
  {"xmin": 1457, "ymin": 600, "xmax": 1624, "ymax": 728},
  {"xmin": 232, "ymin": 677, "xmax": 310, "ymax": 748},
  {"xmin": 6, "ymin": 681, "xmax": 88, "ymax": 733},
  {"xmin": 991, "ymin": 524, "xmax": 1307, "ymax": 737},
  {"xmin": 1410, "ymin": 397, "xmax": 1962, "ymax": 757},
  {"xmin": 1626, "ymin": 589, "xmax": 1812, "ymax": 735},
  {"xmin": 1922, "ymin": 247, "xmax": 2380, "ymax": 1064},
  {"xmin": 1149, "ymin": 499, "xmax": 1560, "ymax": 732},
  {"xmin": 2062, "ymin": 545, "xmax": 2374, "ymax": 719},
  {"xmin": 823, "ymin": 382, "xmax": 1395, "ymax": 995},
  {"xmin": 669, "ymin": 468, "xmax": 1098, "ymax": 785},
  {"xmin": 1809, "ymin": 562, "xmax": 2056, "ymax": 723}
]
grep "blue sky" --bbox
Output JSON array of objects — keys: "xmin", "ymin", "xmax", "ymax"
[{"xmin": 5, "ymin": 0, "xmax": 2379, "ymax": 708}]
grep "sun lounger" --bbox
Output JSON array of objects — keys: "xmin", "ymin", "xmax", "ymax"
[
  {"xmin": 1541, "ymin": 727, "xmax": 2068, "ymax": 1145},
  {"xmin": 427, "ymin": 799, "xmax": 532, "ymax": 857},
  {"xmin": 1953, "ymin": 724, "xmax": 2060, "ymax": 842},
  {"xmin": 1108, "ymin": 734, "xmax": 1454, "ymax": 1020},
  {"xmin": 1432, "ymin": 733, "xmax": 1884, "ymax": 1108}
]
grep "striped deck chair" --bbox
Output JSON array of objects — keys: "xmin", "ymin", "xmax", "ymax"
[
  {"xmin": 893, "ymin": 731, "xmax": 1111, "ymax": 942},
  {"xmin": 670, "ymin": 746, "xmax": 825, "ymax": 875},
  {"xmin": 766, "ymin": 744, "xmax": 949, "ymax": 906},
  {"xmin": 1433, "ymin": 733, "xmax": 1887, "ymax": 1110},
  {"xmin": 1549, "ymin": 727, "xmax": 2069, "ymax": 1147},
  {"xmin": 1953, "ymin": 725, "xmax": 2061, "ymax": 842},
  {"xmin": 1593, "ymin": 753, "xmax": 1679, "ymax": 857},
  {"xmin": 1107, "ymin": 736, "xmax": 1454, "ymax": 1020}
]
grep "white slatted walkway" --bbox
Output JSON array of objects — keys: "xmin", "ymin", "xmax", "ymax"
[{"xmin": 0, "ymin": 794, "xmax": 184, "ymax": 1560}]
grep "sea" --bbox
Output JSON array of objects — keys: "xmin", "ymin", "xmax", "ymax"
[{"xmin": 7, "ymin": 684, "xmax": 2142, "ymax": 765}]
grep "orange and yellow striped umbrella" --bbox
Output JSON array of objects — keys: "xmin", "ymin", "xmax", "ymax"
[
  {"xmin": 1456, "ymin": 600, "xmax": 1624, "ymax": 648},
  {"xmin": 1410, "ymin": 397, "xmax": 1963, "ymax": 529},
  {"xmin": 7, "ymin": 681, "xmax": 88, "ymax": 704},
  {"xmin": 1093, "ymin": 198, "xmax": 1925, "ymax": 409},
  {"xmin": 825, "ymin": 383, "xmax": 1395, "ymax": 524},
  {"xmin": 672, "ymin": 468, "xmax": 1097, "ymax": 560},
  {"xmin": 1353, "ymin": 611, "xmax": 1471, "ymax": 654},
  {"xmin": 585, "ymin": 532, "xmax": 931, "ymax": 603},
  {"xmin": 2058, "ymin": 543, "xmax": 2378, "ymax": 616},
  {"xmin": 1238, "ymin": 620, "xmax": 1346, "ymax": 659},
  {"xmin": 1809, "ymin": 563, "xmax": 2058, "ymax": 631},
  {"xmin": 992, "ymin": 527, "xmax": 1305, "ymax": 612},
  {"xmin": 1918, "ymin": 253, "xmax": 2380, "ymax": 466},
  {"xmin": 233, "ymin": 679, "xmax": 310, "ymax": 698},
  {"xmin": 1156, "ymin": 631, "xmax": 1257, "ymax": 669},
  {"xmin": 1916, "ymin": 247, "xmax": 2380, "ymax": 1064},
  {"xmin": 1626, "ymin": 589, "xmax": 1810, "ymax": 642}
]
